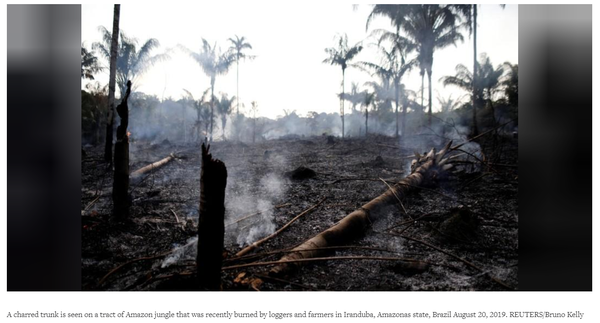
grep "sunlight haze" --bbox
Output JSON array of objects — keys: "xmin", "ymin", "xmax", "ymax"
[{"xmin": 81, "ymin": 3, "xmax": 518, "ymax": 119}]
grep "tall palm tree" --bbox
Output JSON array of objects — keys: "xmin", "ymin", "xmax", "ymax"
[
  {"xmin": 216, "ymin": 93, "xmax": 236, "ymax": 140},
  {"xmin": 359, "ymin": 29, "xmax": 415, "ymax": 138},
  {"xmin": 227, "ymin": 35, "xmax": 254, "ymax": 116},
  {"xmin": 93, "ymin": 28, "xmax": 168, "ymax": 99},
  {"xmin": 181, "ymin": 39, "xmax": 234, "ymax": 141},
  {"xmin": 452, "ymin": 4, "xmax": 505, "ymax": 136},
  {"xmin": 103, "ymin": 4, "xmax": 120, "ymax": 163},
  {"xmin": 440, "ymin": 53, "xmax": 504, "ymax": 127},
  {"xmin": 367, "ymin": 5, "xmax": 464, "ymax": 126},
  {"xmin": 323, "ymin": 34, "xmax": 363, "ymax": 139},
  {"xmin": 81, "ymin": 45, "xmax": 103, "ymax": 80}
]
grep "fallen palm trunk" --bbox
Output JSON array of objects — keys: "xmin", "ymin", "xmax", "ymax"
[
  {"xmin": 269, "ymin": 142, "xmax": 455, "ymax": 277},
  {"xmin": 130, "ymin": 153, "xmax": 175, "ymax": 182},
  {"xmin": 197, "ymin": 143, "xmax": 227, "ymax": 290}
]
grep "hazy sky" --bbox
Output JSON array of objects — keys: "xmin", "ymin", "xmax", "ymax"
[{"xmin": 82, "ymin": 3, "xmax": 518, "ymax": 119}]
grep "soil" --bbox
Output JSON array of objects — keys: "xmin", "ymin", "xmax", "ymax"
[{"xmin": 81, "ymin": 133, "xmax": 518, "ymax": 291}]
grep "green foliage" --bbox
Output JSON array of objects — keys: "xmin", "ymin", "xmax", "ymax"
[{"xmin": 81, "ymin": 45, "xmax": 103, "ymax": 80}]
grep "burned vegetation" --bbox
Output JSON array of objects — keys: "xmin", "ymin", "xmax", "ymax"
[
  {"xmin": 82, "ymin": 127, "xmax": 518, "ymax": 291},
  {"xmin": 81, "ymin": 4, "xmax": 519, "ymax": 292}
]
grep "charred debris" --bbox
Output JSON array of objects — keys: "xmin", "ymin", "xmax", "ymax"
[{"xmin": 82, "ymin": 117, "xmax": 517, "ymax": 291}]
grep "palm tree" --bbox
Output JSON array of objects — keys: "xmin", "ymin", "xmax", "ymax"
[
  {"xmin": 93, "ymin": 28, "xmax": 168, "ymax": 99},
  {"xmin": 345, "ymin": 82, "xmax": 364, "ymax": 113},
  {"xmin": 323, "ymin": 33, "xmax": 363, "ymax": 139},
  {"xmin": 216, "ymin": 93, "xmax": 236, "ymax": 140},
  {"xmin": 451, "ymin": 4, "xmax": 506, "ymax": 136},
  {"xmin": 183, "ymin": 88, "xmax": 212, "ymax": 142},
  {"xmin": 228, "ymin": 35, "xmax": 254, "ymax": 116},
  {"xmin": 359, "ymin": 29, "xmax": 415, "ymax": 138},
  {"xmin": 440, "ymin": 53, "xmax": 504, "ymax": 127},
  {"xmin": 103, "ymin": 4, "xmax": 120, "ymax": 163},
  {"xmin": 181, "ymin": 39, "xmax": 234, "ymax": 141},
  {"xmin": 362, "ymin": 91, "xmax": 376, "ymax": 136},
  {"xmin": 367, "ymin": 5, "xmax": 464, "ymax": 126},
  {"xmin": 501, "ymin": 62, "xmax": 518, "ymax": 107},
  {"xmin": 81, "ymin": 45, "xmax": 103, "ymax": 80}
]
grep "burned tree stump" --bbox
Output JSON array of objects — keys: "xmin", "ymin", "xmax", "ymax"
[
  {"xmin": 113, "ymin": 80, "xmax": 131, "ymax": 218},
  {"xmin": 197, "ymin": 143, "xmax": 227, "ymax": 290}
]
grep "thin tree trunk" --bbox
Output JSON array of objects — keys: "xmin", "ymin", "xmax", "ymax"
[
  {"xmin": 472, "ymin": 5, "xmax": 479, "ymax": 137},
  {"xmin": 420, "ymin": 71, "xmax": 425, "ymax": 112},
  {"xmin": 236, "ymin": 58, "xmax": 240, "ymax": 116},
  {"xmin": 210, "ymin": 80, "xmax": 215, "ymax": 142},
  {"xmin": 365, "ymin": 109, "xmax": 368, "ymax": 137},
  {"xmin": 269, "ymin": 143, "xmax": 455, "ymax": 276},
  {"xmin": 104, "ymin": 5, "xmax": 120, "ymax": 163},
  {"xmin": 197, "ymin": 143, "xmax": 227, "ymax": 290},
  {"xmin": 401, "ymin": 101, "xmax": 407, "ymax": 140},
  {"xmin": 395, "ymin": 81, "xmax": 400, "ymax": 138},
  {"xmin": 113, "ymin": 81, "xmax": 131, "ymax": 218},
  {"xmin": 341, "ymin": 69, "xmax": 345, "ymax": 139},
  {"xmin": 427, "ymin": 70, "xmax": 433, "ymax": 126}
]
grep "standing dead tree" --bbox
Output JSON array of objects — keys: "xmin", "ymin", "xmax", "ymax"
[
  {"xmin": 269, "ymin": 141, "xmax": 455, "ymax": 276},
  {"xmin": 104, "ymin": 4, "xmax": 120, "ymax": 163},
  {"xmin": 113, "ymin": 80, "xmax": 132, "ymax": 218},
  {"xmin": 197, "ymin": 143, "xmax": 227, "ymax": 290}
]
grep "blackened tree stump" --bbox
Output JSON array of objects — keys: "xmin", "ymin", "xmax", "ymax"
[{"xmin": 197, "ymin": 143, "xmax": 227, "ymax": 290}]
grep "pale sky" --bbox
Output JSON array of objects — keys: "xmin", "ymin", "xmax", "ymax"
[{"xmin": 82, "ymin": 3, "xmax": 518, "ymax": 119}]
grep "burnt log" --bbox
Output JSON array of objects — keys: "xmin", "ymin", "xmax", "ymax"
[
  {"xmin": 269, "ymin": 141, "xmax": 455, "ymax": 276},
  {"xmin": 129, "ymin": 153, "xmax": 175, "ymax": 183},
  {"xmin": 112, "ymin": 80, "xmax": 131, "ymax": 218},
  {"xmin": 197, "ymin": 143, "xmax": 227, "ymax": 290}
]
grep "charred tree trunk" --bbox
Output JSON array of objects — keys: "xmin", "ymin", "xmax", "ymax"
[
  {"xmin": 104, "ymin": 4, "xmax": 120, "ymax": 163},
  {"xmin": 269, "ymin": 142, "xmax": 455, "ymax": 277},
  {"xmin": 113, "ymin": 80, "xmax": 131, "ymax": 218},
  {"xmin": 197, "ymin": 143, "xmax": 227, "ymax": 290}
]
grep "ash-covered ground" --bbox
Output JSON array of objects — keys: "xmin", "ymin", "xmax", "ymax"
[{"xmin": 82, "ymin": 133, "xmax": 518, "ymax": 291}]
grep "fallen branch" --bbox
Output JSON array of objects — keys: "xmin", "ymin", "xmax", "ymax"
[
  {"xmin": 225, "ymin": 245, "xmax": 399, "ymax": 263},
  {"xmin": 170, "ymin": 209, "xmax": 181, "ymax": 224},
  {"xmin": 225, "ymin": 203, "xmax": 291, "ymax": 227},
  {"xmin": 130, "ymin": 153, "xmax": 175, "ymax": 181},
  {"xmin": 97, "ymin": 251, "xmax": 171, "ymax": 288},
  {"xmin": 224, "ymin": 255, "xmax": 430, "ymax": 271},
  {"xmin": 269, "ymin": 142, "xmax": 455, "ymax": 276},
  {"xmin": 235, "ymin": 197, "xmax": 327, "ymax": 257},
  {"xmin": 84, "ymin": 195, "xmax": 101, "ymax": 211}
]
